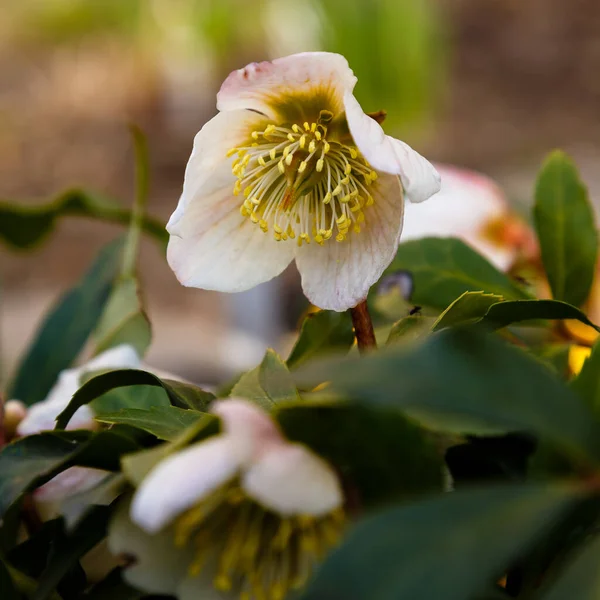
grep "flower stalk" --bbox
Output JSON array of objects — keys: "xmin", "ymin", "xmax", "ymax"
[{"xmin": 350, "ymin": 301, "xmax": 377, "ymax": 352}]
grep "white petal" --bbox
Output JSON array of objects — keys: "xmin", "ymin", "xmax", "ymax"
[
  {"xmin": 168, "ymin": 110, "xmax": 267, "ymax": 234},
  {"xmin": 242, "ymin": 443, "xmax": 342, "ymax": 517},
  {"xmin": 212, "ymin": 398, "xmax": 283, "ymax": 445},
  {"xmin": 217, "ymin": 52, "xmax": 357, "ymax": 120},
  {"xmin": 402, "ymin": 164, "xmax": 519, "ymax": 271},
  {"xmin": 83, "ymin": 344, "xmax": 141, "ymax": 372},
  {"xmin": 344, "ymin": 92, "xmax": 440, "ymax": 203},
  {"xmin": 131, "ymin": 436, "xmax": 249, "ymax": 533},
  {"xmin": 108, "ymin": 498, "xmax": 189, "ymax": 595},
  {"xmin": 167, "ymin": 183, "xmax": 295, "ymax": 292},
  {"xmin": 295, "ymin": 173, "xmax": 404, "ymax": 311}
]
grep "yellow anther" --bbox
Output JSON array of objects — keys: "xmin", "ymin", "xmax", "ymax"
[
  {"xmin": 357, "ymin": 211, "xmax": 365, "ymax": 223},
  {"xmin": 252, "ymin": 131, "xmax": 260, "ymax": 140},
  {"xmin": 298, "ymin": 161, "xmax": 307, "ymax": 173},
  {"xmin": 353, "ymin": 224, "xmax": 361, "ymax": 234},
  {"xmin": 299, "ymin": 135, "xmax": 307, "ymax": 149},
  {"xmin": 214, "ymin": 575, "xmax": 232, "ymax": 592},
  {"xmin": 301, "ymin": 233, "xmax": 310, "ymax": 243},
  {"xmin": 233, "ymin": 181, "xmax": 242, "ymax": 195},
  {"xmin": 341, "ymin": 176, "xmax": 350, "ymax": 185},
  {"xmin": 314, "ymin": 234, "xmax": 324, "ymax": 244},
  {"xmin": 251, "ymin": 143, "xmax": 258, "ymax": 147},
  {"xmin": 349, "ymin": 148, "xmax": 358, "ymax": 159},
  {"xmin": 283, "ymin": 146, "xmax": 292, "ymax": 158},
  {"xmin": 350, "ymin": 189, "xmax": 359, "ymax": 198},
  {"xmin": 304, "ymin": 122, "xmax": 310, "ymax": 131},
  {"xmin": 316, "ymin": 158, "xmax": 324, "ymax": 172},
  {"xmin": 242, "ymin": 154, "xmax": 251, "ymax": 167},
  {"xmin": 323, "ymin": 141, "xmax": 330, "ymax": 153},
  {"xmin": 278, "ymin": 160, "xmax": 285, "ymax": 174},
  {"xmin": 274, "ymin": 233, "xmax": 282, "ymax": 241},
  {"xmin": 341, "ymin": 194, "xmax": 352, "ymax": 203},
  {"xmin": 292, "ymin": 124, "xmax": 301, "ymax": 133},
  {"xmin": 287, "ymin": 227, "xmax": 296, "ymax": 239},
  {"xmin": 323, "ymin": 192, "xmax": 332, "ymax": 204},
  {"xmin": 243, "ymin": 199, "xmax": 253, "ymax": 210},
  {"xmin": 315, "ymin": 131, "xmax": 322, "ymax": 141},
  {"xmin": 287, "ymin": 133, "xmax": 295, "ymax": 142},
  {"xmin": 264, "ymin": 124, "xmax": 276, "ymax": 135},
  {"xmin": 366, "ymin": 194, "xmax": 374, "ymax": 206},
  {"xmin": 244, "ymin": 186, "xmax": 252, "ymax": 197},
  {"xmin": 310, "ymin": 123, "xmax": 317, "ymax": 132},
  {"xmin": 259, "ymin": 220, "xmax": 268, "ymax": 232},
  {"xmin": 350, "ymin": 202, "xmax": 362, "ymax": 212},
  {"xmin": 240, "ymin": 205, "xmax": 249, "ymax": 216},
  {"xmin": 251, "ymin": 196, "xmax": 261, "ymax": 205},
  {"xmin": 285, "ymin": 153, "xmax": 294, "ymax": 166},
  {"xmin": 308, "ymin": 140, "xmax": 316, "ymax": 153},
  {"xmin": 324, "ymin": 229, "xmax": 333, "ymax": 240},
  {"xmin": 332, "ymin": 185, "xmax": 343, "ymax": 196},
  {"xmin": 274, "ymin": 224, "xmax": 283, "ymax": 234},
  {"xmin": 336, "ymin": 215, "xmax": 347, "ymax": 225},
  {"xmin": 370, "ymin": 171, "xmax": 378, "ymax": 180},
  {"xmin": 345, "ymin": 164, "xmax": 352, "ymax": 175},
  {"xmin": 258, "ymin": 156, "xmax": 267, "ymax": 167},
  {"xmin": 270, "ymin": 148, "xmax": 277, "ymax": 160},
  {"xmin": 226, "ymin": 147, "xmax": 238, "ymax": 157},
  {"xmin": 232, "ymin": 165, "xmax": 243, "ymax": 177},
  {"xmin": 336, "ymin": 233, "xmax": 345, "ymax": 242}
]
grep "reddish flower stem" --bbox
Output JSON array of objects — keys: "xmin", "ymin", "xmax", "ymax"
[{"xmin": 350, "ymin": 301, "xmax": 377, "ymax": 353}]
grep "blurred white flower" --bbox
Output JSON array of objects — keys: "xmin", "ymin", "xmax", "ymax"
[
  {"xmin": 167, "ymin": 51, "xmax": 440, "ymax": 311},
  {"xmin": 402, "ymin": 164, "xmax": 536, "ymax": 271},
  {"xmin": 110, "ymin": 398, "xmax": 344, "ymax": 600}
]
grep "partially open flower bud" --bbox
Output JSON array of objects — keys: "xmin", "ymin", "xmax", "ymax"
[{"xmin": 3, "ymin": 399, "xmax": 27, "ymax": 441}]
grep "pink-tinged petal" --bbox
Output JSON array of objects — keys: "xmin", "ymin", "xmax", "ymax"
[
  {"xmin": 212, "ymin": 398, "xmax": 283, "ymax": 449},
  {"xmin": 403, "ymin": 164, "xmax": 529, "ymax": 271},
  {"xmin": 295, "ymin": 173, "xmax": 404, "ymax": 311},
  {"xmin": 167, "ymin": 183, "xmax": 295, "ymax": 292},
  {"xmin": 242, "ymin": 443, "xmax": 342, "ymax": 517},
  {"xmin": 168, "ymin": 110, "xmax": 267, "ymax": 233},
  {"xmin": 217, "ymin": 52, "xmax": 357, "ymax": 121},
  {"xmin": 344, "ymin": 92, "xmax": 440, "ymax": 203},
  {"xmin": 131, "ymin": 436, "xmax": 249, "ymax": 533}
]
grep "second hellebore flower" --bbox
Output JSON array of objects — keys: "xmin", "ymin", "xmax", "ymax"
[
  {"xmin": 110, "ymin": 399, "xmax": 344, "ymax": 600},
  {"xmin": 167, "ymin": 52, "xmax": 440, "ymax": 311}
]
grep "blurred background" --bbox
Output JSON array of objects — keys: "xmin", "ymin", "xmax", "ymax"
[{"xmin": 2, "ymin": 0, "xmax": 600, "ymax": 383}]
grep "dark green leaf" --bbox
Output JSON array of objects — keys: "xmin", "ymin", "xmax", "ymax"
[
  {"xmin": 90, "ymin": 384, "xmax": 170, "ymax": 416},
  {"xmin": 570, "ymin": 338, "xmax": 600, "ymax": 413},
  {"xmin": 297, "ymin": 328, "xmax": 600, "ymax": 461},
  {"xmin": 383, "ymin": 238, "xmax": 530, "ymax": 310},
  {"xmin": 287, "ymin": 310, "xmax": 354, "ymax": 369},
  {"xmin": 386, "ymin": 314, "xmax": 433, "ymax": 345},
  {"xmin": 278, "ymin": 403, "xmax": 443, "ymax": 506},
  {"xmin": 56, "ymin": 369, "xmax": 215, "ymax": 429},
  {"xmin": 533, "ymin": 151, "xmax": 597, "ymax": 307},
  {"xmin": 0, "ymin": 430, "xmax": 140, "ymax": 518},
  {"xmin": 93, "ymin": 277, "xmax": 151, "ymax": 357},
  {"xmin": 540, "ymin": 535, "xmax": 600, "ymax": 600},
  {"xmin": 83, "ymin": 568, "xmax": 144, "ymax": 600},
  {"xmin": 8, "ymin": 238, "xmax": 124, "ymax": 405},
  {"xmin": 0, "ymin": 559, "xmax": 18, "ymax": 600},
  {"xmin": 34, "ymin": 506, "xmax": 112, "ymax": 600},
  {"xmin": 232, "ymin": 350, "xmax": 299, "ymax": 409},
  {"xmin": 432, "ymin": 291, "xmax": 504, "ymax": 331},
  {"xmin": 303, "ymin": 483, "xmax": 583, "ymax": 600},
  {"xmin": 483, "ymin": 300, "xmax": 600, "ymax": 332},
  {"xmin": 0, "ymin": 188, "xmax": 166, "ymax": 251},
  {"xmin": 96, "ymin": 406, "xmax": 204, "ymax": 441}
]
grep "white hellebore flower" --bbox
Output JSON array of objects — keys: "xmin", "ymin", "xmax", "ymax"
[
  {"xmin": 402, "ymin": 164, "xmax": 535, "ymax": 271},
  {"xmin": 167, "ymin": 52, "xmax": 440, "ymax": 311},
  {"xmin": 16, "ymin": 344, "xmax": 143, "ymax": 524},
  {"xmin": 110, "ymin": 399, "xmax": 344, "ymax": 600}
]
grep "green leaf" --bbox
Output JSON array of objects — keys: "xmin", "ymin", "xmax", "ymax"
[
  {"xmin": 0, "ymin": 430, "xmax": 140, "ymax": 518},
  {"xmin": 386, "ymin": 314, "xmax": 434, "ymax": 345},
  {"xmin": 8, "ymin": 238, "xmax": 124, "ymax": 405},
  {"xmin": 432, "ymin": 291, "xmax": 504, "ymax": 331},
  {"xmin": 0, "ymin": 559, "xmax": 18, "ymax": 600},
  {"xmin": 383, "ymin": 238, "xmax": 530, "ymax": 310},
  {"xmin": 303, "ymin": 483, "xmax": 583, "ymax": 600},
  {"xmin": 5, "ymin": 563, "xmax": 63, "ymax": 600},
  {"xmin": 56, "ymin": 369, "xmax": 215, "ymax": 429},
  {"xmin": 483, "ymin": 300, "xmax": 600, "ymax": 333},
  {"xmin": 533, "ymin": 151, "xmax": 598, "ymax": 307},
  {"xmin": 232, "ymin": 350, "xmax": 299, "ymax": 409},
  {"xmin": 96, "ymin": 406, "xmax": 204, "ymax": 441},
  {"xmin": 287, "ymin": 310, "xmax": 354, "ymax": 370},
  {"xmin": 93, "ymin": 277, "xmax": 151, "ymax": 357},
  {"xmin": 540, "ymin": 535, "xmax": 600, "ymax": 600},
  {"xmin": 570, "ymin": 338, "xmax": 600, "ymax": 412},
  {"xmin": 34, "ymin": 506, "xmax": 112, "ymax": 600},
  {"xmin": 0, "ymin": 188, "xmax": 167, "ymax": 251},
  {"xmin": 89, "ymin": 384, "xmax": 170, "ymax": 416},
  {"xmin": 297, "ymin": 328, "xmax": 600, "ymax": 461},
  {"xmin": 278, "ymin": 403, "xmax": 444, "ymax": 507}
]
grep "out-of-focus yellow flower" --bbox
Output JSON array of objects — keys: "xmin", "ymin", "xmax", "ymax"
[{"xmin": 569, "ymin": 344, "xmax": 592, "ymax": 376}]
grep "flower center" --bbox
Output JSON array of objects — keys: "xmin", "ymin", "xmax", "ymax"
[
  {"xmin": 227, "ymin": 118, "xmax": 378, "ymax": 246},
  {"xmin": 174, "ymin": 480, "xmax": 345, "ymax": 600}
]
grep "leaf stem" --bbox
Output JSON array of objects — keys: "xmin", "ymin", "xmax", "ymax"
[{"xmin": 350, "ymin": 301, "xmax": 377, "ymax": 353}]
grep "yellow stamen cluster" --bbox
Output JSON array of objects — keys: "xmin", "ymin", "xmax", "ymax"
[
  {"xmin": 174, "ymin": 481, "xmax": 345, "ymax": 600},
  {"xmin": 228, "ymin": 120, "xmax": 378, "ymax": 246}
]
